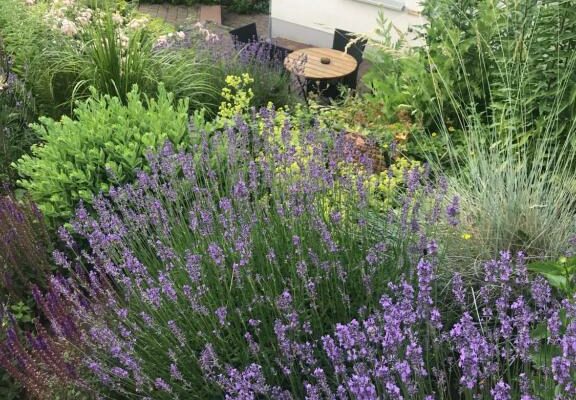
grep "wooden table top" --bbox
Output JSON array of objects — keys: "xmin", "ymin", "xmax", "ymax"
[{"xmin": 284, "ymin": 48, "xmax": 358, "ymax": 80}]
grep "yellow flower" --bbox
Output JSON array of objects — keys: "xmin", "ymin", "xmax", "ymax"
[
  {"xmin": 431, "ymin": 132, "xmax": 437, "ymax": 138},
  {"xmin": 461, "ymin": 233, "xmax": 472, "ymax": 240},
  {"xmin": 559, "ymin": 256, "xmax": 568, "ymax": 264}
]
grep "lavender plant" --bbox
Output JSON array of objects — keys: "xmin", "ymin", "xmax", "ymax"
[
  {"xmin": 0, "ymin": 108, "xmax": 445, "ymax": 397},
  {"xmin": 2, "ymin": 110, "xmax": 575, "ymax": 399},
  {"xmin": 186, "ymin": 25, "xmax": 298, "ymax": 111}
]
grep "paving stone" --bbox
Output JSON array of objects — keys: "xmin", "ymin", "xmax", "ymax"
[{"xmin": 199, "ymin": 5, "xmax": 222, "ymax": 25}]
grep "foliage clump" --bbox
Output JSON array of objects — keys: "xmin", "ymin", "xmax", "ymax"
[{"xmin": 14, "ymin": 86, "xmax": 190, "ymax": 224}]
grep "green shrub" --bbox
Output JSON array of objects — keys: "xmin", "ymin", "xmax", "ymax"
[
  {"xmin": 14, "ymin": 86, "xmax": 191, "ymax": 225},
  {"xmin": 136, "ymin": 0, "xmax": 269, "ymax": 13},
  {"xmin": 225, "ymin": 0, "xmax": 269, "ymax": 13},
  {"xmin": 365, "ymin": 1, "xmax": 576, "ymax": 164}
]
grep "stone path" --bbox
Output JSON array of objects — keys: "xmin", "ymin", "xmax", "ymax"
[{"xmin": 137, "ymin": 3, "xmax": 197, "ymax": 26}]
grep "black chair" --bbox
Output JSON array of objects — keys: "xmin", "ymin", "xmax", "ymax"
[
  {"xmin": 268, "ymin": 43, "xmax": 292, "ymax": 65},
  {"xmin": 307, "ymin": 29, "xmax": 368, "ymax": 100},
  {"xmin": 332, "ymin": 28, "xmax": 367, "ymax": 91},
  {"xmin": 229, "ymin": 23, "xmax": 258, "ymax": 46}
]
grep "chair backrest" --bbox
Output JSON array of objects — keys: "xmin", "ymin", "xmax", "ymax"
[
  {"xmin": 332, "ymin": 28, "xmax": 368, "ymax": 90},
  {"xmin": 229, "ymin": 23, "xmax": 258, "ymax": 45},
  {"xmin": 332, "ymin": 28, "xmax": 367, "ymax": 65},
  {"xmin": 268, "ymin": 44, "xmax": 292, "ymax": 65}
]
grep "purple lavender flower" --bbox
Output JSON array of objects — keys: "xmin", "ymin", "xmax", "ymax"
[
  {"xmin": 154, "ymin": 377, "xmax": 172, "ymax": 392},
  {"xmin": 445, "ymin": 195, "xmax": 460, "ymax": 226},
  {"xmin": 215, "ymin": 306, "xmax": 228, "ymax": 326},
  {"xmin": 347, "ymin": 373, "xmax": 377, "ymax": 400},
  {"xmin": 208, "ymin": 243, "xmax": 225, "ymax": 266},
  {"xmin": 170, "ymin": 363, "xmax": 183, "ymax": 381},
  {"xmin": 490, "ymin": 380, "xmax": 511, "ymax": 400},
  {"xmin": 452, "ymin": 273, "xmax": 465, "ymax": 306}
]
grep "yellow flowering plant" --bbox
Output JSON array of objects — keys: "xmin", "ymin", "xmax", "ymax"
[{"xmin": 219, "ymin": 73, "xmax": 254, "ymax": 121}]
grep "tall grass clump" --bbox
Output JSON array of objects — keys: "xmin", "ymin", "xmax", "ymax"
[
  {"xmin": 0, "ymin": 0, "xmax": 65, "ymax": 117},
  {"xmin": 434, "ymin": 110, "xmax": 576, "ymax": 264},
  {"xmin": 418, "ymin": 0, "xmax": 576, "ymax": 263},
  {"xmin": 41, "ymin": 14, "xmax": 217, "ymax": 115}
]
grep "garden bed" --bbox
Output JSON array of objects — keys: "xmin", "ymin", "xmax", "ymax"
[{"xmin": 1, "ymin": 0, "xmax": 576, "ymax": 399}]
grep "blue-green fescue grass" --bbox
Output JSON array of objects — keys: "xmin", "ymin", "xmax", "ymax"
[{"xmin": 417, "ymin": 1, "xmax": 576, "ymax": 273}]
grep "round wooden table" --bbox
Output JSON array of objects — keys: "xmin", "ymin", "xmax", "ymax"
[{"xmin": 284, "ymin": 48, "xmax": 358, "ymax": 80}]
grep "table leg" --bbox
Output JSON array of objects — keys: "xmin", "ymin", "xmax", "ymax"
[{"xmin": 295, "ymin": 75, "xmax": 309, "ymax": 105}]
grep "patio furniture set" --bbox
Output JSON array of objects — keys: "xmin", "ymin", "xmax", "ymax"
[{"xmin": 229, "ymin": 23, "xmax": 368, "ymax": 102}]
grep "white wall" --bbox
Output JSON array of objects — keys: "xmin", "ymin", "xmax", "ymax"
[{"xmin": 271, "ymin": 0, "xmax": 425, "ymax": 47}]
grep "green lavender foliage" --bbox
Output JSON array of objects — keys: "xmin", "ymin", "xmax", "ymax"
[{"xmin": 13, "ymin": 86, "xmax": 191, "ymax": 225}]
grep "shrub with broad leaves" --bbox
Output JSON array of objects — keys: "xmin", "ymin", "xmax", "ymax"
[{"xmin": 14, "ymin": 85, "xmax": 191, "ymax": 225}]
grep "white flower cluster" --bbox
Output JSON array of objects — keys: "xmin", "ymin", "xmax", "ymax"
[
  {"xmin": 127, "ymin": 16, "xmax": 148, "ymax": 30},
  {"xmin": 75, "ymin": 8, "xmax": 93, "ymax": 26},
  {"xmin": 193, "ymin": 22, "xmax": 220, "ymax": 42},
  {"xmin": 155, "ymin": 31, "xmax": 187, "ymax": 48},
  {"xmin": 0, "ymin": 74, "xmax": 8, "ymax": 92},
  {"xmin": 60, "ymin": 18, "xmax": 78, "ymax": 36},
  {"xmin": 24, "ymin": 0, "xmax": 179, "ymax": 50}
]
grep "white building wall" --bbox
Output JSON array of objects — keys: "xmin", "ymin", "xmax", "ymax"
[{"xmin": 271, "ymin": 0, "xmax": 424, "ymax": 47}]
